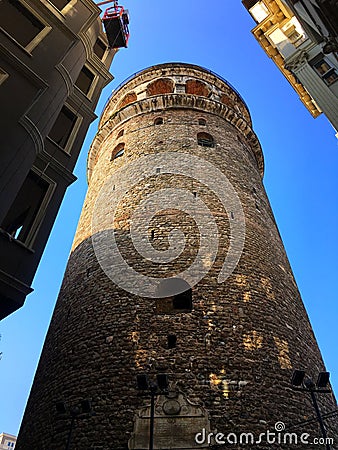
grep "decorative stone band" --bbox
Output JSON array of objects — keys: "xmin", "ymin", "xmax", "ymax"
[
  {"xmin": 100, "ymin": 63, "xmax": 253, "ymax": 125},
  {"xmin": 87, "ymin": 93, "xmax": 264, "ymax": 182}
]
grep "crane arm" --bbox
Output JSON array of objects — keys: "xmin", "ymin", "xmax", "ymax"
[{"xmin": 96, "ymin": 0, "xmax": 118, "ymax": 7}]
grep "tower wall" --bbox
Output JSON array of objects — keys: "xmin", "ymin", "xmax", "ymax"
[{"xmin": 16, "ymin": 63, "xmax": 337, "ymax": 450}]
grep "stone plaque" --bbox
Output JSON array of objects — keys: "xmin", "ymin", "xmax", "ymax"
[{"xmin": 128, "ymin": 393, "xmax": 210, "ymax": 449}]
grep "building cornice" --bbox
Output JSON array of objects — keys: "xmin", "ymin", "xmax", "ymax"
[
  {"xmin": 0, "ymin": 268, "xmax": 34, "ymax": 296},
  {"xmin": 246, "ymin": 0, "xmax": 321, "ymax": 118},
  {"xmin": 67, "ymin": 92, "xmax": 98, "ymax": 121},
  {"xmin": 101, "ymin": 63, "xmax": 252, "ymax": 127},
  {"xmin": 38, "ymin": 151, "xmax": 77, "ymax": 185},
  {"xmin": 88, "ymin": 94, "xmax": 264, "ymax": 182}
]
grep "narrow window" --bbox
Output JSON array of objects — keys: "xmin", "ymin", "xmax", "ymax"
[
  {"xmin": 173, "ymin": 290, "xmax": 192, "ymax": 311},
  {"xmin": 1, "ymin": 0, "xmax": 44, "ymax": 48},
  {"xmin": 111, "ymin": 143, "xmax": 125, "ymax": 161},
  {"xmin": 198, "ymin": 118, "xmax": 206, "ymax": 126},
  {"xmin": 48, "ymin": 105, "xmax": 77, "ymax": 149},
  {"xmin": 75, "ymin": 66, "xmax": 95, "ymax": 95},
  {"xmin": 314, "ymin": 59, "xmax": 332, "ymax": 76},
  {"xmin": 155, "ymin": 278, "xmax": 192, "ymax": 314},
  {"xmin": 312, "ymin": 58, "xmax": 338, "ymax": 85},
  {"xmin": 197, "ymin": 132, "xmax": 215, "ymax": 148},
  {"xmin": 93, "ymin": 38, "xmax": 107, "ymax": 59},
  {"xmin": 154, "ymin": 117, "xmax": 163, "ymax": 125},
  {"xmin": 167, "ymin": 334, "xmax": 177, "ymax": 349},
  {"xmin": 117, "ymin": 129, "xmax": 124, "ymax": 138},
  {"xmin": 1, "ymin": 171, "xmax": 49, "ymax": 243}
]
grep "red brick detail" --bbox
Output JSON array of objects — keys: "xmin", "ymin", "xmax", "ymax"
[
  {"xmin": 146, "ymin": 78, "xmax": 174, "ymax": 96},
  {"xmin": 186, "ymin": 79, "xmax": 210, "ymax": 97},
  {"xmin": 117, "ymin": 92, "xmax": 137, "ymax": 109},
  {"xmin": 221, "ymin": 93, "xmax": 235, "ymax": 108}
]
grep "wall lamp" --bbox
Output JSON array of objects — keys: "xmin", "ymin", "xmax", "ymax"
[
  {"xmin": 136, "ymin": 373, "xmax": 169, "ymax": 450},
  {"xmin": 55, "ymin": 399, "xmax": 93, "ymax": 450},
  {"xmin": 291, "ymin": 370, "xmax": 332, "ymax": 450}
]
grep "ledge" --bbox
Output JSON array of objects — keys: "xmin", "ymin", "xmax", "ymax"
[{"xmin": 87, "ymin": 93, "xmax": 264, "ymax": 182}]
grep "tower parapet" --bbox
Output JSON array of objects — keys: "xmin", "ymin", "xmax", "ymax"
[{"xmin": 87, "ymin": 63, "xmax": 263, "ymax": 184}]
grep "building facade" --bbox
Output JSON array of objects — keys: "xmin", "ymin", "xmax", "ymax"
[
  {"xmin": 283, "ymin": 0, "xmax": 338, "ymax": 53},
  {"xmin": 0, "ymin": 432, "xmax": 16, "ymax": 449},
  {"xmin": 0, "ymin": 0, "xmax": 117, "ymax": 319},
  {"xmin": 242, "ymin": 0, "xmax": 338, "ymax": 134},
  {"xmin": 16, "ymin": 63, "xmax": 337, "ymax": 449}
]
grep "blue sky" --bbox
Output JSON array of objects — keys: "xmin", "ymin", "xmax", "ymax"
[{"xmin": 1, "ymin": 0, "xmax": 337, "ymax": 436}]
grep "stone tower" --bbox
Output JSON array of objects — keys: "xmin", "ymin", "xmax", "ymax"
[{"xmin": 17, "ymin": 63, "xmax": 337, "ymax": 450}]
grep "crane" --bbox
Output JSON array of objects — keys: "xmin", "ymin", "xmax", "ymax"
[{"xmin": 97, "ymin": 0, "xmax": 130, "ymax": 48}]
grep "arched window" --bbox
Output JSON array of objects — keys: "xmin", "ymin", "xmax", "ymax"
[
  {"xmin": 198, "ymin": 118, "xmax": 206, "ymax": 126},
  {"xmin": 154, "ymin": 117, "xmax": 163, "ymax": 125},
  {"xmin": 117, "ymin": 129, "xmax": 124, "ymax": 138},
  {"xmin": 146, "ymin": 78, "xmax": 174, "ymax": 96},
  {"xmin": 111, "ymin": 143, "xmax": 125, "ymax": 161},
  {"xmin": 186, "ymin": 79, "xmax": 210, "ymax": 97},
  {"xmin": 155, "ymin": 278, "xmax": 192, "ymax": 314},
  {"xmin": 197, "ymin": 132, "xmax": 214, "ymax": 148},
  {"xmin": 117, "ymin": 92, "xmax": 137, "ymax": 109}
]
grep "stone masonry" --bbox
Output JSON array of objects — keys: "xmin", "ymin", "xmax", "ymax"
[{"xmin": 16, "ymin": 63, "xmax": 337, "ymax": 450}]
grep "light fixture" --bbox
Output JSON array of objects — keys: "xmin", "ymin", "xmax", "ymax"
[
  {"xmin": 291, "ymin": 369, "xmax": 332, "ymax": 450},
  {"xmin": 156, "ymin": 373, "xmax": 169, "ymax": 391},
  {"xmin": 135, "ymin": 373, "xmax": 170, "ymax": 450},
  {"xmin": 55, "ymin": 399, "xmax": 93, "ymax": 450},
  {"xmin": 291, "ymin": 370, "xmax": 305, "ymax": 387},
  {"xmin": 317, "ymin": 372, "xmax": 330, "ymax": 389}
]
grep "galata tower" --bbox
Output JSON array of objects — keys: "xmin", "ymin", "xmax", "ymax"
[{"xmin": 16, "ymin": 63, "xmax": 337, "ymax": 450}]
